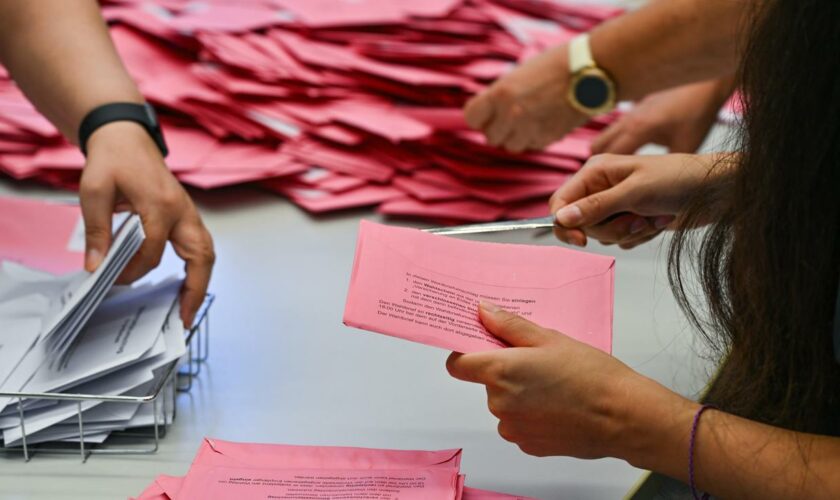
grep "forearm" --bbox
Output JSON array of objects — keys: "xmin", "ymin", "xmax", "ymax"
[
  {"xmin": 688, "ymin": 74, "xmax": 739, "ymax": 122},
  {"xmin": 0, "ymin": 0, "xmax": 142, "ymax": 143},
  {"xmin": 591, "ymin": 0, "xmax": 749, "ymax": 101},
  {"xmin": 620, "ymin": 383, "xmax": 840, "ymax": 498}
]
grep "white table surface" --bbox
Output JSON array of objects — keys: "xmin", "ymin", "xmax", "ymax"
[{"xmin": 0, "ymin": 140, "xmax": 723, "ymax": 500}]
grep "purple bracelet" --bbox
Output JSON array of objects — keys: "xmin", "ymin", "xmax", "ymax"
[{"xmin": 689, "ymin": 404, "xmax": 716, "ymax": 500}]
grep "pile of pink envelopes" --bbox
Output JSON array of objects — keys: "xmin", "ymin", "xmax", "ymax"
[
  {"xmin": 0, "ymin": 0, "xmax": 623, "ymax": 223},
  {"xmin": 133, "ymin": 438, "xmax": 537, "ymax": 499}
]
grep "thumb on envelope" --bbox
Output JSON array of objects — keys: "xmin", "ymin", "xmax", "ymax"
[{"xmin": 478, "ymin": 300, "xmax": 555, "ymax": 348}]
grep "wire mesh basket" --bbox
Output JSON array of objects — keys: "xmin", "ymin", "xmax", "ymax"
[{"xmin": 0, "ymin": 294, "xmax": 214, "ymax": 462}]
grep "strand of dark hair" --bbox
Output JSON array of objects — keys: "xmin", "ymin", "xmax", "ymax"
[{"xmin": 667, "ymin": 0, "xmax": 840, "ymax": 435}]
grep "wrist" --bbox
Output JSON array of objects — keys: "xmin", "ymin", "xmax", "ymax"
[
  {"xmin": 691, "ymin": 79, "xmax": 735, "ymax": 123},
  {"xmin": 567, "ymin": 35, "xmax": 617, "ymax": 116},
  {"xmin": 607, "ymin": 373, "xmax": 698, "ymax": 472},
  {"xmin": 85, "ymin": 120, "xmax": 162, "ymax": 159},
  {"xmin": 710, "ymin": 75, "xmax": 737, "ymax": 106}
]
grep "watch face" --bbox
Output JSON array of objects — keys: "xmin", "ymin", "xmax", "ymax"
[{"xmin": 574, "ymin": 75, "xmax": 610, "ymax": 110}]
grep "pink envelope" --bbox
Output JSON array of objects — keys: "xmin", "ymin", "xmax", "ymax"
[
  {"xmin": 166, "ymin": 4, "xmax": 287, "ymax": 33},
  {"xmin": 273, "ymin": 0, "xmax": 406, "ymax": 27},
  {"xmin": 467, "ymin": 177, "xmax": 567, "ymax": 205},
  {"xmin": 326, "ymin": 100, "xmax": 433, "ymax": 143},
  {"xmin": 110, "ymin": 25, "xmax": 191, "ymax": 86},
  {"xmin": 130, "ymin": 480, "xmax": 168, "ymax": 500},
  {"xmin": 0, "ymin": 196, "xmax": 84, "ymax": 274},
  {"xmin": 190, "ymin": 438, "xmax": 461, "ymax": 470},
  {"xmin": 344, "ymin": 221, "xmax": 614, "ymax": 353},
  {"xmin": 0, "ymin": 137, "xmax": 37, "ymax": 154},
  {"xmin": 265, "ymin": 181, "xmax": 403, "ymax": 213},
  {"xmin": 398, "ymin": 106, "xmax": 470, "ymax": 131},
  {"xmin": 131, "ymin": 474, "xmax": 183, "ymax": 500},
  {"xmin": 378, "ymin": 197, "xmax": 506, "ymax": 223},
  {"xmin": 430, "ymin": 152, "xmax": 572, "ymax": 185},
  {"xmin": 178, "ymin": 164, "xmax": 305, "ymax": 190},
  {"xmin": 283, "ymin": 139, "xmax": 395, "ymax": 183},
  {"xmin": 181, "ymin": 466, "xmax": 461, "ymax": 500},
  {"xmin": 410, "ymin": 168, "xmax": 564, "ymax": 205},
  {"xmin": 392, "ymin": 176, "xmax": 468, "ymax": 202},
  {"xmin": 316, "ymin": 173, "xmax": 368, "ymax": 193},
  {"xmin": 505, "ymin": 199, "xmax": 551, "ymax": 219},
  {"xmin": 175, "ymin": 438, "xmax": 462, "ymax": 498}
]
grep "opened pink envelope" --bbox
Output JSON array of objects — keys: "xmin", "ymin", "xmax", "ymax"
[{"xmin": 344, "ymin": 221, "xmax": 614, "ymax": 354}]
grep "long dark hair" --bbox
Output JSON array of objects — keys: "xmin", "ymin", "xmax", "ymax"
[{"xmin": 668, "ymin": 0, "xmax": 840, "ymax": 435}]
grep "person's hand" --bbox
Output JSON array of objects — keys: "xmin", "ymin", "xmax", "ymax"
[
  {"xmin": 447, "ymin": 301, "xmax": 693, "ymax": 458},
  {"xmin": 592, "ymin": 79, "xmax": 734, "ymax": 155},
  {"xmin": 548, "ymin": 153, "xmax": 727, "ymax": 248},
  {"xmin": 79, "ymin": 121, "xmax": 215, "ymax": 328},
  {"xmin": 463, "ymin": 44, "xmax": 588, "ymax": 153}
]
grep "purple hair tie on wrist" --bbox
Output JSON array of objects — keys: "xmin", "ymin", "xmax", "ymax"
[{"xmin": 689, "ymin": 404, "xmax": 716, "ymax": 500}]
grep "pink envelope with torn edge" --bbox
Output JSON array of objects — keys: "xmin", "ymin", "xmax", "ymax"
[
  {"xmin": 175, "ymin": 438, "xmax": 463, "ymax": 499},
  {"xmin": 344, "ymin": 221, "xmax": 614, "ymax": 354}
]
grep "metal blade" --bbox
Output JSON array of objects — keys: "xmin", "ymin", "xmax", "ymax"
[{"xmin": 423, "ymin": 216, "xmax": 556, "ymax": 236}]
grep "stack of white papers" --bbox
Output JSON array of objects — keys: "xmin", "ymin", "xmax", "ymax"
[
  {"xmin": 43, "ymin": 214, "xmax": 145, "ymax": 363},
  {"xmin": 0, "ymin": 215, "xmax": 188, "ymax": 446}
]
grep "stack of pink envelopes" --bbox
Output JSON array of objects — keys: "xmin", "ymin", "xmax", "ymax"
[
  {"xmin": 133, "ymin": 438, "xmax": 538, "ymax": 499},
  {"xmin": 0, "ymin": 0, "xmax": 623, "ymax": 223}
]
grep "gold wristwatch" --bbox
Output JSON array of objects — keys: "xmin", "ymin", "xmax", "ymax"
[{"xmin": 567, "ymin": 33, "xmax": 617, "ymax": 116}]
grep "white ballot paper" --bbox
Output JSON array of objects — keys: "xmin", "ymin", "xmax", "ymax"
[
  {"xmin": 42, "ymin": 214, "xmax": 145, "ymax": 362},
  {"xmin": 21, "ymin": 278, "xmax": 181, "ymax": 396},
  {"xmin": 0, "ymin": 211, "xmax": 196, "ymax": 447},
  {"xmin": 0, "ymin": 215, "xmax": 144, "ymax": 411},
  {"xmin": 0, "ymin": 286, "xmax": 187, "ymax": 446}
]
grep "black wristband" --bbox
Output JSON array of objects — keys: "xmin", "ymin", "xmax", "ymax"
[{"xmin": 78, "ymin": 102, "xmax": 169, "ymax": 158}]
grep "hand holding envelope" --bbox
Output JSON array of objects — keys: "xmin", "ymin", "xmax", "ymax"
[
  {"xmin": 343, "ymin": 220, "xmax": 627, "ymax": 462},
  {"xmin": 446, "ymin": 301, "xmax": 653, "ymax": 459}
]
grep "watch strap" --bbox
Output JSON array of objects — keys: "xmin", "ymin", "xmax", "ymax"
[
  {"xmin": 78, "ymin": 102, "xmax": 169, "ymax": 158},
  {"xmin": 569, "ymin": 33, "xmax": 595, "ymax": 73},
  {"xmin": 833, "ymin": 274, "xmax": 840, "ymax": 363}
]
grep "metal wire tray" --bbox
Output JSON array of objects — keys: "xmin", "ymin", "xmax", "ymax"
[{"xmin": 0, "ymin": 293, "xmax": 214, "ymax": 462}]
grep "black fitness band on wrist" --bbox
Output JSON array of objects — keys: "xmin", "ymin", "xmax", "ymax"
[
  {"xmin": 78, "ymin": 102, "xmax": 169, "ymax": 158},
  {"xmin": 833, "ymin": 275, "xmax": 840, "ymax": 364}
]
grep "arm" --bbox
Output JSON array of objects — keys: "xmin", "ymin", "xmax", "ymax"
[
  {"xmin": 464, "ymin": 0, "xmax": 750, "ymax": 152},
  {"xmin": 592, "ymin": 75, "xmax": 737, "ymax": 154},
  {"xmin": 590, "ymin": 0, "xmax": 744, "ymax": 101},
  {"xmin": 447, "ymin": 304, "xmax": 840, "ymax": 499},
  {"xmin": 0, "ymin": 1, "xmax": 214, "ymax": 327},
  {"xmin": 630, "ymin": 399, "xmax": 840, "ymax": 499},
  {"xmin": 0, "ymin": 1, "xmax": 141, "ymax": 140}
]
